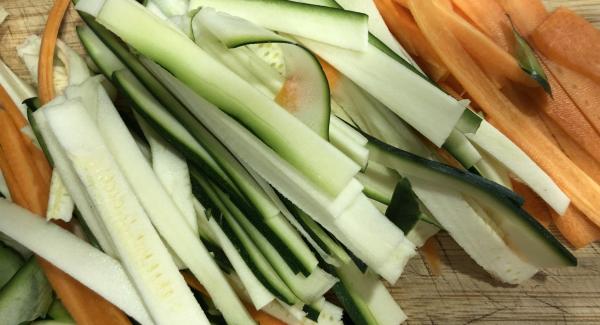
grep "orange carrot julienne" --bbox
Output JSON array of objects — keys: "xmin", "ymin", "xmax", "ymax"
[
  {"xmin": 0, "ymin": 110, "xmax": 46, "ymax": 213},
  {"xmin": 433, "ymin": 0, "xmax": 537, "ymax": 88},
  {"xmin": 539, "ymin": 113, "xmax": 600, "ymax": 185},
  {"xmin": 495, "ymin": 0, "xmax": 548, "ymax": 36},
  {"xmin": 38, "ymin": 0, "xmax": 70, "ymax": 105},
  {"xmin": 374, "ymin": 0, "xmax": 449, "ymax": 81},
  {"xmin": 531, "ymin": 7, "xmax": 600, "ymax": 84},
  {"xmin": 0, "ymin": 145, "xmax": 27, "ymax": 206},
  {"xmin": 318, "ymin": 58, "xmax": 340, "ymax": 91},
  {"xmin": 543, "ymin": 58, "xmax": 600, "ymax": 134},
  {"xmin": 452, "ymin": 0, "xmax": 514, "ymax": 54},
  {"xmin": 553, "ymin": 206, "xmax": 600, "ymax": 250},
  {"xmin": 421, "ymin": 236, "xmax": 442, "ymax": 276},
  {"xmin": 409, "ymin": 0, "xmax": 600, "ymax": 228},
  {"xmin": 0, "ymin": 84, "xmax": 27, "ymax": 128}
]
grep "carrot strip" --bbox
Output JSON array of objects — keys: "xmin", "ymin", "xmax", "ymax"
[
  {"xmin": 529, "ymin": 59, "xmax": 600, "ymax": 164},
  {"xmin": 452, "ymin": 0, "xmax": 514, "ymax": 53},
  {"xmin": 553, "ymin": 206, "xmax": 600, "ymax": 249},
  {"xmin": 0, "ymin": 111, "xmax": 46, "ymax": 213},
  {"xmin": 409, "ymin": 0, "xmax": 600, "ymax": 228},
  {"xmin": 420, "ymin": 236, "xmax": 442, "ymax": 276},
  {"xmin": 539, "ymin": 113, "xmax": 600, "ymax": 185},
  {"xmin": 531, "ymin": 7, "xmax": 600, "ymax": 84},
  {"xmin": 0, "ymin": 146, "xmax": 27, "ymax": 206},
  {"xmin": 182, "ymin": 271, "xmax": 285, "ymax": 325},
  {"xmin": 374, "ymin": 0, "xmax": 449, "ymax": 81},
  {"xmin": 543, "ymin": 58, "xmax": 600, "ymax": 134},
  {"xmin": 433, "ymin": 1, "xmax": 536, "ymax": 88},
  {"xmin": 318, "ymin": 58, "xmax": 341, "ymax": 91},
  {"xmin": 510, "ymin": 180, "xmax": 552, "ymax": 227},
  {"xmin": 38, "ymin": 0, "xmax": 70, "ymax": 104},
  {"xmin": 495, "ymin": 0, "xmax": 548, "ymax": 36},
  {"xmin": 0, "ymin": 84, "xmax": 27, "ymax": 128}
]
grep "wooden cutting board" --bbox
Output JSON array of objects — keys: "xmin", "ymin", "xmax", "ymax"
[{"xmin": 1, "ymin": 1, "xmax": 600, "ymax": 324}]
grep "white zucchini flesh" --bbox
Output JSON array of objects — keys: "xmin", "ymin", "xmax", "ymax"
[
  {"xmin": 79, "ymin": 0, "xmax": 361, "ymax": 198},
  {"xmin": 151, "ymin": 0, "xmax": 188, "ymax": 16},
  {"xmin": 473, "ymin": 150, "xmax": 513, "ymax": 190},
  {"xmin": 0, "ymin": 199, "xmax": 153, "ymax": 325},
  {"xmin": 144, "ymin": 62, "xmax": 413, "ymax": 283},
  {"xmin": 331, "ymin": 75, "xmax": 431, "ymax": 158},
  {"xmin": 188, "ymin": 0, "xmax": 368, "ymax": 52},
  {"xmin": 0, "ymin": 59, "xmax": 35, "ymax": 119},
  {"xmin": 207, "ymin": 218, "xmax": 276, "ymax": 310},
  {"xmin": 298, "ymin": 36, "xmax": 465, "ymax": 147},
  {"xmin": 46, "ymin": 172, "xmax": 75, "ymax": 222},
  {"xmin": 44, "ymin": 101, "xmax": 209, "ymax": 325},
  {"xmin": 329, "ymin": 122, "xmax": 369, "ymax": 169},
  {"xmin": 32, "ymin": 108, "xmax": 117, "ymax": 257},
  {"xmin": 72, "ymin": 79, "xmax": 254, "ymax": 325},
  {"xmin": 466, "ymin": 121, "xmax": 569, "ymax": 215},
  {"xmin": 410, "ymin": 178, "xmax": 539, "ymax": 284},
  {"xmin": 138, "ymin": 118, "xmax": 198, "ymax": 234}
]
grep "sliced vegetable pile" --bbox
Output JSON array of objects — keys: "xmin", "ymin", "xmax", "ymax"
[{"xmin": 0, "ymin": 0, "xmax": 597, "ymax": 324}]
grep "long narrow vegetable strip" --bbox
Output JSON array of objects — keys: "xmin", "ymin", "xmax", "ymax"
[
  {"xmin": 409, "ymin": 0, "xmax": 600, "ymax": 226},
  {"xmin": 29, "ymin": 1, "xmax": 134, "ymax": 322},
  {"xmin": 0, "ymin": 84, "xmax": 27, "ymax": 128},
  {"xmin": 0, "ymin": 146, "xmax": 26, "ymax": 205},
  {"xmin": 38, "ymin": 0, "xmax": 71, "ymax": 104},
  {"xmin": 0, "ymin": 111, "xmax": 47, "ymax": 213},
  {"xmin": 496, "ymin": 0, "xmax": 548, "ymax": 36},
  {"xmin": 0, "ymin": 108, "xmax": 132, "ymax": 325}
]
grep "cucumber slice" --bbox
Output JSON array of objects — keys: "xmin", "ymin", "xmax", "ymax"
[
  {"xmin": 367, "ymin": 136, "xmax": 577, "ymax": 268},
  {"xmin": 0, "ymin": 199, "xmax": 153, "ymax": 324},
  {"xmin": 297, "ymin": 36, "xmax": 465, "ymax": 147},
  {"xmin": 466, "ymin": 120, "xmax": 569, "ymax": 215},
  {"xmin": 188, "ymin": 0, "xmax": 368, "ymax": 51},
  {"xmin": 329, "ymin": 120, "xmax": 369, "ymax": 169},
  {"xmin": 0, "ymin": 258, "xmax": 53, "ymax": 325},
  {"xmin": 193, "ymin": 8, "xmax": 330, "ymax": 139},
  {"xmin": 44, "ymin": 100, "xmax": 208, "ymax": 324},
  {"xmin": 0, "ymin": 244, "xmax": 23, "ymax": 289},
  {"xmin": 77, "ymin": 25, "xmax": 126, "ymax": 78},
  {"xmin": 78, "ymin": 0, "xmax": 361, "ymax": 197}
]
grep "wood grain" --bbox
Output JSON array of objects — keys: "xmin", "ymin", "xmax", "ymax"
[{"xmin": 1, "ymin": 0, "xmax": 600, "ymax": 324}]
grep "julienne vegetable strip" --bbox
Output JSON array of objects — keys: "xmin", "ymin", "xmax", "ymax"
[
  {"xmin": 38, "ymin": 0, "xmax": 70, "ymax": 104},
  {"xmin": 407, "ymin": 0, "xmax": 600, "ymax": 229},
  {"xmin": 531, "ymin": 7, "xmax": 600, "ymax": 84},
  {"xmin": 0, "ymin": 84, "xmax": 27, "ymax": 128},
  {"xmin": 9, "ymin": 1, "xmax": 135, "ymax": 323}
]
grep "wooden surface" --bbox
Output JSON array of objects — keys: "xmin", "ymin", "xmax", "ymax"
[{"xmin": 2, "ymin": 1, "xmax": 600, "ymax": 324}]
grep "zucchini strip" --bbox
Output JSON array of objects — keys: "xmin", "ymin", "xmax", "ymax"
[
  {"xmin": 77, "ymin": 0, "xmax": 360, "ymax": 197},
  {"xmin": 0, "ymin": 199, "xmax": 153, "ymax": 324},
  {"xmin": 44, "ymin": 100, "xmax": 208, "ymax": 325},
  {"xmin": 188, "ymin": 0, "xmax": 368, "ymax": 51},
  {"xmin": 144, "ymin": 61, "xmax": 413, "ymax": 283},
  {"xmin": 70, "ymin": 78, "xmax": 254, "ymax": 325}
]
